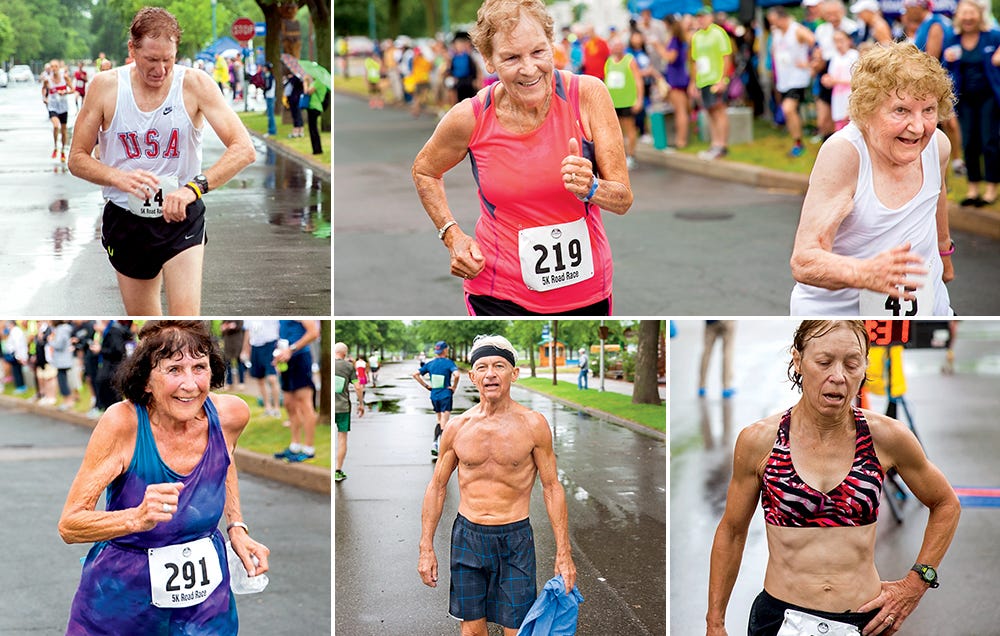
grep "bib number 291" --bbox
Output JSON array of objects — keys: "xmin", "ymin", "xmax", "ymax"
[
  {"xmin": 518, "ymin": 218, "xmax": 595, "ymax": 292},
  {"xmin": 148, "ymin": 536, "xmax": 223, "ymax": 608}
]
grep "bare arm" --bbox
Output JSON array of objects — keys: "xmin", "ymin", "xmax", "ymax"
[
  {"xmin": 707, "ymin": 423, "xmax": 769, "ymax": 635},
  {"xmin": 412, "ymin": 99, "xmax": 485, "ymax": 280},
  {"xmin": 217, "ymin": 394, "xmax": 270, "ymax": 576},
  {"xmin": 570, "ymin": 74, "xmax": 633, "ymax": 215},
  {"xmin": 790, "ymin": 137, "xmax": 926, "ymax": 298},
  {"xmin": 532, "ymin": 412, "xmax": 576, "ymax": 592},
  {"xmin": 187, "ymin": 68, "xmax": 256, "ymax": 190},
  {"xmin": 873, "ymin": 18, "xmax": 893, "ymax": 44},
  {"xmin": 925, "ymin": 23, "xmax": 945, "ymax": 61},
  {"xmin": 859, "ymin": 415, "xmax": 960, "ymax": 634},
  {"xmin": 417, "ymin": 421, "xmax": 460, "ymax": 587},
  {"xmin": 58, "ymin": 403, "xmax": 181, "ymax": 543}
]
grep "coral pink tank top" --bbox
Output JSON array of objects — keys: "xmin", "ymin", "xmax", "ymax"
[{"xmin": 464, "ymin": 71, "xmax": 614, "ymax": 313}]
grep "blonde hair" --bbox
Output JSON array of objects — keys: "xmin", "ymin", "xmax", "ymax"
[
  {"xmin": 953, "ymin": 0, "xmax": 989, "ymax": 34},
  {"xmin": 848, "ymin": 42, "xmax": 955, "ymax": 125},
  {"xmin": 471, "ymin": 0, "xmax": 554, "ymax": 61}
]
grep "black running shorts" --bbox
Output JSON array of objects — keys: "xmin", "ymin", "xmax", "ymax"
[{"xmin": 101, "ymin": 198, "xmax": 207, "ymax": 280}]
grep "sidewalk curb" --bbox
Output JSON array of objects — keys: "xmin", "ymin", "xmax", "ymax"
[
  {"xmin": 247, "ymin": 129, "xmax": 331, "ymax": 181},
  {"xmin": 514, "ymin": 385, "xmax": 666, "ymax": 442},
  {"xmin": 0, "ymin": 395, "xmax": 331, "ymax": 495},
  {"xmin": 635, "ymin": 143, "xmax": 1000, "ymax": 240}
]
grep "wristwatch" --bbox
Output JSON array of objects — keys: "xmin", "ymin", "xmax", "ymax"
[
  {"xmin": 911, "ymin": 563, "xmax": 940, "ymax": 588},
  {"xmin": 193, "ymin": 173, "xmax": 210, "ymax": 195}
]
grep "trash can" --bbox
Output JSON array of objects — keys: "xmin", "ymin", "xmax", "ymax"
[{"xmin": 650, "ymin": 111, "xmax": 668, "ymax": 150}]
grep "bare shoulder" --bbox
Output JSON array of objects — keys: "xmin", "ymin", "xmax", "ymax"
[
  {"xmin": 861, "ymin": 408, "xmax": 913, "ymax": 445},
  {"xmin": 181, "ymin": 65, "xmax": 217, "ymax": 96},
  {"xmin": 97, "ymin": 401, "xmax": 139, "ymax": 435},
  {"xmin": 88, "ymin": 68, "xmax": 118, "ymax": 94},
  {"xmin": 934, "ymin": 127, "xmax": 951, "ymax": 163},
  {"xmin": 435, "ymin": 97, "xmax": 477, "ymax": 141},
  {"xmin": 735, "ymin": 414, "xmax": 780, "ymax": 471},
  {"xmin": 210, "ymin": 393, "xmax": 251, "ymax": 435},
  {"xmin": 813, "ymin": 135, "xmax": 860, "ymax": 178}
]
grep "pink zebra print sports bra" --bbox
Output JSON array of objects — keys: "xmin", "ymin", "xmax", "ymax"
[{"xmin": 761, "ymin": 407, "xmax": 884, "ymax": 527}]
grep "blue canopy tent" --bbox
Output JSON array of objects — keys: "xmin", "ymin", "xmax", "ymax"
[{"xmin": 195, "ymin": 36, "xmax": 243, "ymax": 63}]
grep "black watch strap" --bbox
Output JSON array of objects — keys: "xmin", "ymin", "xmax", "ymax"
[{"xmin": 911, "ymin": 563, "xmax": 940, "ymax": 588}]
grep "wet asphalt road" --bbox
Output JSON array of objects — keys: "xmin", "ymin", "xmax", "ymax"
[
  {"xmin": 0, "ymin": 79, "xmax": 330, "ymax": 315},
  {"xmin": 334, "ymin": 361, "xmax": 666, "ymax": 634},
  {"xmin": 669, "ymin": 320, "xmax": 1000, "ymax": 635},
  {"xmin": 333, "ymin": 89, "xmax": 1000, "ymax": 316},
  {"xmin": 0, "ymin": 404, "xmax": 330, "ymax": 635}
]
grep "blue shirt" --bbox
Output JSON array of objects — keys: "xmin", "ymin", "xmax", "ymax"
[
  {"xmin": 418, "ymin": 356, "xmax": 459, "ymax": 401},
  {"xmin": 517, "ymin": 575, "xmax": 584, "ymax": 636},
  {"xmin": 279, "ymin": 320, "xmax": 307, "ymax": 358}
]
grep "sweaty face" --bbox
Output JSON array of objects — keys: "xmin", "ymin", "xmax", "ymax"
[
  {"xmin": 145, "ymin": 352, "xmax": 211, "ymax": 421},
  {"xmin": 469, "ymin": 355, "xmax": 519, "ymax": 399},
  {"xmin": 863, "ymin": 90, "xmax": 939, "ymax": 167},
  {"xmin": 487, "ymin": 12, "xmax": 554, "ymax": 109},
  {"xmin": 793, "ymin": 326, "xmax": 868, "ymax": 417},
  {"xmin": 130, "ymin": 35, "xmax": 177, "ymax": 89}
]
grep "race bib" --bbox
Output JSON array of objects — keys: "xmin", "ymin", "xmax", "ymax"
[
  {"xmin": 430, "ymin": 374, "xmax": 447, "ymax": 389},
  {"xmin": 777, "ymin": 609, "xmax": 860, "ymax": 636},
  {"xmin": 518, "ymin": 218, "xmax": 594, "ymax": 292},
  {"xmin": 127, "ymin": 175, "xmax": 180, "ymax": 218},
  {"xmin": 148, "ymin": 537, "xmax": 223, "ymax": 608},
  {"xmin": 334, "ymin": 375, "xmax": 347, "ymax": 393},
  {"xmin": 858, "ymin": 271, "xmax": 934, "ymax": 317},
  {"xmin": 695, "ymin": 56, "xmax": 712, "ymax": 76},
  {"xmin": 606, "ymin": 70, "xmax": 626, "ymax": 90}
]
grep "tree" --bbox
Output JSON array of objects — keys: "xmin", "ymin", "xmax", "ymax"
[
  {"xmin": 506, "ymin": 321, "xmax": 543, "ymax": 378},
  {"xmin": 632, "ymin": 320, "xmax": 663, "ymax": 405},
  {"xmin": 0, "ymin": 11, "xmax": 13, "ymax": 63}
]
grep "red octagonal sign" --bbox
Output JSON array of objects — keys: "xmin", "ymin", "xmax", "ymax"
[{"xmin": 231, "ymin": 17, "xmax": 255, "ymax": 42}]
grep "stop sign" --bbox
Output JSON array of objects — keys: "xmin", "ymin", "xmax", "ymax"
[{"xmin": 231, "ymin": 17, "xmax": 255, "ymax": 42}]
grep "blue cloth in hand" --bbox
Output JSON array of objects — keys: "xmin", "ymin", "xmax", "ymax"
[{"xmin": 516, "ymin": 575, "xmax": 584, "ymax": 636}]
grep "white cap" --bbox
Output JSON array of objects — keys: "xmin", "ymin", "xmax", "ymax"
[
  {"xmin": 802, "ymin": 0, "xmax": 823, "ymax": 6},
  {"xmin": 850, "ymin": 0, "xmax": 880, "ymax": 13},
  {"xmin": 579, "ymin": 347, "xmax": 586, "ymax": 353}
]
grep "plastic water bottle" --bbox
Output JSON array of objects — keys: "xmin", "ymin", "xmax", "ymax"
[
  {"xmin": 226, "ymin": 541, "xmax": 269, "ymax": 594},
  {"xmin": 273, "ymin": 339, "xmax": 290, "ymax": 373}
]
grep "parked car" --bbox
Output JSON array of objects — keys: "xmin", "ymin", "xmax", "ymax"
[
  {"xmin": 0, "ymin": 69, "xmax": 7, "ymax": 87},
  {"xmin": 8, "ymin": 64, "xmax": 34, "ymax": 82}
]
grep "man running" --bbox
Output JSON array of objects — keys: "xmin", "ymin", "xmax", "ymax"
[
  {"xmin": 67, "ymin": 7, "xmax": 255, "ymax": 315},
  {"xmin": 45, "ymin": 60, "xmax": 71, "ymax": 162},
  {"xmin": 73, "ymin": 61, "xmax": 88, "ymax": 109},
  {"xmin": 412, "ymin": 340, "xmax": 460, "ymax": 460},
  {"xmin": 418, "ymin": 334, "xmax": 577, "ymax": 635}
]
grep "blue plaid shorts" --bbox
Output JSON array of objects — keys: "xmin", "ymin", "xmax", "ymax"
[{"xmin": 449, "ymin": 514, "xmax": 536, "ymax": 628}]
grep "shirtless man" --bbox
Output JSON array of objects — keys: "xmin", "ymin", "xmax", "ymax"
[
  {"xmin": 418, "ymin": 334, "xmax": 577, "ymax": 636},
  {"xmin": 68, "ymin": 7, "xmax": 255, "ymax": 315}
]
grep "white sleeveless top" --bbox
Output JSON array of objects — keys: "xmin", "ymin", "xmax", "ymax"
[
  {"xmin": 98, "ymin": 64, "xmax": 203, "ymax": 207},
  {"xmin": 771, "ymin": 21, "xmax": 812, "ymax": 93},
  {"xmin": 790, "ymin": 122, "xmax": 951, "ymax": 316}
]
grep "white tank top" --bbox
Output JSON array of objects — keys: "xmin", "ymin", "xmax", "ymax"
[
  {"xmin": 790, "ymin": 122, "xmax": 951, "ymax": 316},
  {"xmin": 771, "ymin": 21, "xmax": 812, "ymax": 94},
  {"xmin": 98, "ymin": 64, "xmax": 203, "ymax": 207}
]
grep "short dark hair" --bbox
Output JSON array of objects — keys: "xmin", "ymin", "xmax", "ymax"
[
  {"xmin": 130, "ymin": 7, "xmax": 183, "ymax": 48},
  {"xmin": 115, "ymin": 321, "xmax": 226, "ymax": 406}
]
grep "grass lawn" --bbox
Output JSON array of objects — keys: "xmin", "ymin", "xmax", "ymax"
[
  {"xmin": 238, "ymin": 110, "xmax": 330, "ymax": 167},
  {"xmin": 2, "ymin": 385, "xmax": 331, "ymax": 469},
  {"xmin": 517, "ymin": 377, "xmax": 665, "ymax": 433}
]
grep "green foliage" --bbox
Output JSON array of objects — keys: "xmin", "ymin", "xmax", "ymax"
[
  {"xmin": 0, "ymin": 11, "xmax": 13, "ymax": 62},
  {"xmin": 332, "ymin": 0, "xmax": 483, "ymax": 39},
  {"xmin": 517, "ymin": 377, "xmax": 665, "ymax": 432}
]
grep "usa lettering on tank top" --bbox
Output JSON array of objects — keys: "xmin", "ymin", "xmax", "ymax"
[{"xmin": 98, "ymin": 64, "xmax": 204, "ymax": 208}]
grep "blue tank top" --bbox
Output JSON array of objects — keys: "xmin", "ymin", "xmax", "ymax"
[
  {"xmin": 279, "ymin": 320, "xmax": 308, "ymax": 359},
  {"xmin": 67, "ymin": 397, "xmax": 237, "ymax": 635},
  {"xmin": 107, "ymin": 398, "xmax": 230, "ymax": 548}
]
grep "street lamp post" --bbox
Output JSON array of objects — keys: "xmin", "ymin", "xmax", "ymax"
[
  {"xmin": 211, "ymin": 0, "xmax": 218, "ymax": 41},
  {"xmin": 442, "ymin": 0, "xmax": 450, "ymax": 34}
]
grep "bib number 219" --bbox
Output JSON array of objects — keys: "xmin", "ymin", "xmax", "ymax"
[{"xmin": 518, "ymin": 218, "xmax": 595, "ymax": 292}]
